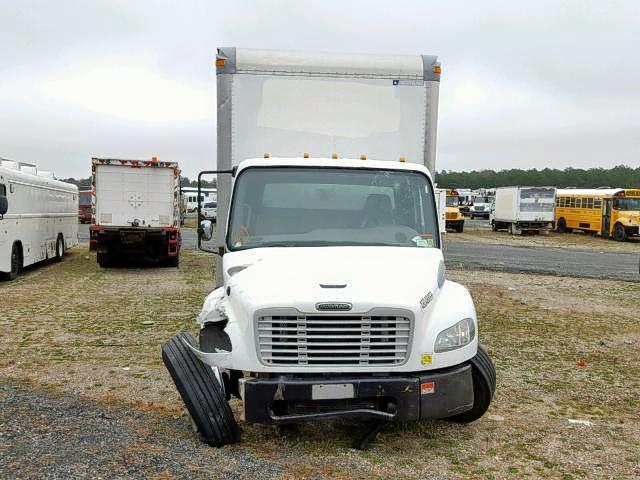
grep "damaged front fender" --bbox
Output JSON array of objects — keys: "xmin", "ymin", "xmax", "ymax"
[{"xmin": 197, "ymin": 287, "xmax": 228, "ymax": 326}]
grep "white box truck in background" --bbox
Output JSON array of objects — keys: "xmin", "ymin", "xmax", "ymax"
[
  {"xmin": 0, "ymin": 160, "xmax": 78, "ymax": 280},
  {"xmin": 490, "ymin": 186, "xmax": 556, "ymax": 234},
  {"xmin": 89, "ymin": 157, "xmax": 181, "ymax": 267},
  {"xmin": 162, "ymin": 48, "xmax": 495, "ymax": 448},
  {"xmin": 434, "ymin": 187, "xmax": 447, "ymax": 234}
]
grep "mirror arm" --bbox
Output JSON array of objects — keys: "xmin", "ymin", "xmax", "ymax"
[{"xmin": 197, "ymin": 169, "xmax": 235, "ymax": 254}]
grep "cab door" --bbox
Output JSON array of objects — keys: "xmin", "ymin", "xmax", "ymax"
[{"xmin": 602, "ymin": 199, "xmax": 612, "ymax": 238}]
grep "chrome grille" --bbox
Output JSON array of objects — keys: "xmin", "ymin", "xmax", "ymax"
[{"xmin": 256, "ymin": 311, "xmax": 412, "ymax": 366}]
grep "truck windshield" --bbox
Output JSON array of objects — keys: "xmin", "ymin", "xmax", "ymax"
[
  {"xmin": 228, "ymin": 167, "xmax": 439, "ymax": 250},
  {"xmin": 613, "ymin": 198, "xmax": 640, "ymax": 211},
  {"xmin": 79, "ymin": 193, "xmax": 91, "ymax": 206}
]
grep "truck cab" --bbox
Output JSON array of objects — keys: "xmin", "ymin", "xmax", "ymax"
[
  {"xmin": 162, "ymin": 48, "xmax": 495, "ymax": 448},
  {"xmin": 163, "ymin": 157, "xmax": 495, "ymax": 447}
]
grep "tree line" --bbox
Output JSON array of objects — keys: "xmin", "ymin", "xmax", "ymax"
[{"xmin": 435, "ymin": 165, "xmax": 640, "ymax": 190}]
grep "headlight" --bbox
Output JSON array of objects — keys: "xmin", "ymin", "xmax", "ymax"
[{"xmin": 434, "ymin": 318, "xmax": 476, "ymax": 352}]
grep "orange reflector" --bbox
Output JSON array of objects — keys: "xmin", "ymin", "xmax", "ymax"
[
  {"xmin": 331, "ymin": 153, "xmax": 338, "ymax": 159},
  {"xmin": 360, "ymin": 154, "xmax": 366, "ymax": 160},
  {"xmin": 420, "ymin": 382, "xmax": 435, "ymax": 395},
  {"xmin": 303, "ymin": 152, "xmax": 310, "ymax": 158},
  {"xmin": 263, "ymin": 152, "xmax": 270, "ymax": 159},
  {"xmin": 216, "ymin": 59, "xmax": 226, "ymax": 68},
  {"xmin": 399, "ymin": 156, "xmax": 406, "ymax": 163},
  {"xmin": 433, "ymin": 65, "xmax": 442, "ymax": 74}
]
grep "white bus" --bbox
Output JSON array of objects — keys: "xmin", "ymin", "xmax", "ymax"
[
  {"xmin": 0, "ymin": 160, "xmax": 79, "ymax": 280},
  {"xmin": 181, "ymin": 187, "xmax": 217, "ymax": 213}
]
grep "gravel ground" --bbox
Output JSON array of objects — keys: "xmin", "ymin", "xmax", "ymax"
[
  {"xmin": 443, "ymin": 240, "xmax": 640, "ymax": 281},
  {"xmin": 0, "ymin": 380, "xmax": 282, "ymax": 480}
]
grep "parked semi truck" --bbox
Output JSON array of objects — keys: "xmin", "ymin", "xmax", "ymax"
[
  {"xmin": 490, "ymin": 186, "xmax": 556, "ymax": 234},
  {"xmin": 0, "ymin": 160, "xmax": 78, "ymax": 280},
  {"xmin": 89, "ymin": 157, "xmax": 181, "ymax": 267},
  {"xmin": 162, "ymin": 48, "xmax": 496, "ymax": 448}
]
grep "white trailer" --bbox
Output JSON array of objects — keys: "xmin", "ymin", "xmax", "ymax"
[
  {"xmin": 490, "ymin": 186, "xmax": 556, "ymax": 234},
  {"xmin": 89, "ymin": 157, "xmax": 181, "ymax": 267},
  {"xmin": 162, "ymin": 48, "xmax": 495, "ymax": 448},
  {"xmin": 434, "ymin": 187, "xmax": 447, "ymax": 234},
  {"xmin": 0, "ymin": 160, "xmax": 78, "ymax": 280}
]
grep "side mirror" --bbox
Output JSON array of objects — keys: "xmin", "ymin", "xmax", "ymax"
[
  {"xmin": 0, "ymin": 195, "xmax": 7, "ymax": 216},
  {"xmin": 199, "ymin": 219, "xmax": 214, "ymax": 241}
]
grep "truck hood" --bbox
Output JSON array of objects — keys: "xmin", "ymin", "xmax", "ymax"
[{"xmin": 225, "ymin": 247, "xmax": 443, "ymax": 313}]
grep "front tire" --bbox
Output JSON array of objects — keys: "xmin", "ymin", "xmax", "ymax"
[
  {"xmin": 162, "ymin": 333, "xmax": 239, "ymax": 447},
  {"xmin": 55, "ymin": 235, "xmax": 65, "ymax": 262},
  {"xmin": 612, "ymin": 223, "xmax": 627, "ymax": 242},
  {"xmin": 448, "ymin": 345, "xmax": 496, "ymax": 423}
]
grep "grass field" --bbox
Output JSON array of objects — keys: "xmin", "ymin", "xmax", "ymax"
[{"xmin": 2, "ymin": 247, "xmax": 639, "ymax": 479}]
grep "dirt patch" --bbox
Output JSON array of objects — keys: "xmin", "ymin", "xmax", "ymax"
[
  {"xmin": 454, "ymin": 228, "xmax": 640, "ymax": 254},
  {"xmin": 2, "ymin": 247, "xmax": 640, "ymax": 479}
]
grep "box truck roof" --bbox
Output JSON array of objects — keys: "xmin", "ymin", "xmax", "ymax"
[
  {"xmin": 217, "ymin": 48, "xmax": 440, "ymax": 81},
  {"xmin": 234, "ymin": 156, "xmax": 433, "ymax": 180}
]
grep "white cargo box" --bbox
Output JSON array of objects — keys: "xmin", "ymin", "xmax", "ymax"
[
  {"xmin": 92, "ymin": 158, "xmax": 179, "ymax": 228},
  {"xmin": 493, "ymin": 187, "xmax": 556, "ymax": 223}
]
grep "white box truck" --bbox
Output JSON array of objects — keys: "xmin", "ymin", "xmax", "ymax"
[
  {"xmin": 89, "ymin": 157, "xmax": 181, "ymax": 267},
  {"xmin": 490, "ymin": 186, "xmax": 556, "ymax": 234},
  {"xmin": 162, "ymin": 48, "xmax": 495, "ymax": 448},
  {"xmin": 434, "ymin": 187, "xmax": 447, "ymax": 234},
  {"xmin": 0, "ymin": 160, "xmax": 78, "ymax": 280}
]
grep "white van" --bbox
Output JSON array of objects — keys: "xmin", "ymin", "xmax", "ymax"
[{"xmin": 0, "ymin": 160, "xmax": 78, "ymax": 280}]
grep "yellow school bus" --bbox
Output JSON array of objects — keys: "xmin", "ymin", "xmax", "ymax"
[
  {"xmin": 445, "ymin": 189, "xmax": 464, "ymax": 232},
  {"xmin": 555, "ymin": 188, "xmax": 640, "ymax": 241}
]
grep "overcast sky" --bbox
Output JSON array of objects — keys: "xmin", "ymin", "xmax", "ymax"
[{"xmin": 1, "ymin": 0, "xmax": 639, "ymax": 179}]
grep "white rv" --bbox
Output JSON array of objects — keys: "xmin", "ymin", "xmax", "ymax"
[
  {"xmin": 162, "ymin": 48, "xmax": 495, "ymax": 449},
  {"xmin": 181, "ymin": 187, "xmax": 217, "ymax": 213},
  {"xmin": 0, "ymin": 160, "xmax": 78, "ymax": 280}
]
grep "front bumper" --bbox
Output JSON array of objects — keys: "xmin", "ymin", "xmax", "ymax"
[{"xmin": 239, "ymin": 364, "xmax": 473, "ymax": 424}]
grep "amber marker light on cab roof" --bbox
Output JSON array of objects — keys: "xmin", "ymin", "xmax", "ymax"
[
  {"xmin": 331, "ymin": 153, "xmax": 338, "ymax": 159},
  {"xmin": 263, "ymin": 153, "xmax": 270, "ymax": 158},
  {"xmin": 303, "ymin": 152, "xmax": 310, "ymax": 158},
  {"xmin": 216, "ymin": 59, "xmax": 226, "ymax": 68},
  {"xmin": 399, "ymin": 156, "xmax": 406, "ymax": 163},
  {"xmin": 433, "ymin": 65, "xmax": 442, "ymax": 74},
  {"xmin": 360, "ymin": 154, "xmax": 367, "ymax": 160}
]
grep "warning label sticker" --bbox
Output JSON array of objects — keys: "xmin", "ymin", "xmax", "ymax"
[{"xmin": 420, "ymin": 382, "xmax": 435, "ymax": 395}]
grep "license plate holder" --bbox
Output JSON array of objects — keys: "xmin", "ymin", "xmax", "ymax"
[
  {"xmin": 311, "ymin": 383, "xmax": 354, "ymax": 400},
  {"xmin": 120, "ymin": 231, "xmax": 146, "ymax": 244}
]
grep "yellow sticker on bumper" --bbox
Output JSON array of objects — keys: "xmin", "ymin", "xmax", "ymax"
[{"xmin": 421, "ymin": 354, "xmax": 433, "ymax": 365}]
